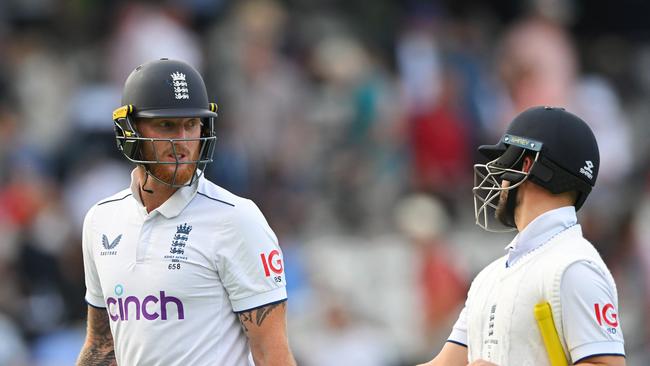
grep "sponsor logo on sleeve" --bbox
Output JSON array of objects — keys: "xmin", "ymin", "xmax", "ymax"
[
  {"xmin": 260, "ymin": 249, "xmax": 283, "ymax": 283},
  {"xmin": 594, "ymin": 303, "xmax": 618, "ymax": 334}
]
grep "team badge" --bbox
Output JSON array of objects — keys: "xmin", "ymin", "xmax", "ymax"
[
  {"xmin": 170, "ymin": 71, "xmax": 189, "ymax": 100},
  {"xmin": 101, "ymin": 234, "xmax": 122, "ymax": 256},
  {"xmin": 164, "ymin": 223, "xmax": 190, "ymax": 269},
  {"xmin": 171, "ymin": 223, "xmax": 191, "ymax": 255}
]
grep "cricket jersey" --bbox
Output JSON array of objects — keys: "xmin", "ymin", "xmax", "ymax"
[
  {"xmin": 82, "ymin": 170, "xmax": 287, "ymax": 365},
  {"xmin": 447, "ymin": 206, "xmax": 625, "ymax": 364}
]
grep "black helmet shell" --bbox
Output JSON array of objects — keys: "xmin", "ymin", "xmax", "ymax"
[{"xmin": 122, "ymin": 58, "xmax": 217, "ymax": 119}]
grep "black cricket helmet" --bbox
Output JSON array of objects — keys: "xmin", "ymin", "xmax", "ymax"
[
  {"xmin": 112, "ymin": 58, "xmax": 218, "ymax": 187},
  {"xmin": 473, "ymin": 106, "xmax": 600, "ymax": 231}
]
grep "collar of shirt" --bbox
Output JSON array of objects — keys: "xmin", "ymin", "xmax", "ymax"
[
  {"xmin": 129, "ymin": 168, "xmax": 200, "ymax": 219},
  {"xmin": 505, "ymin": 206, "xmax": 577, "ymax": 267}
]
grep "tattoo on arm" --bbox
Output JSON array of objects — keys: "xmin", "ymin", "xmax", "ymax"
[
  {"xmin": 238, "ymin": 301, "xmax": 286, "ymax": 333},
  {"xmin": 77, "ymin": 307, "xmax": 117, "ymax": 366}
]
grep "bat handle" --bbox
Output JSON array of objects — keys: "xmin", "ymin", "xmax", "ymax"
[{"xmin": 534, "ymin": 302, "xmax": 569, "ymax": 366}]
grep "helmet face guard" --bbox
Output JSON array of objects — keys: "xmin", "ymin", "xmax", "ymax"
[
  {"xmin": 472, "ymin": 134, "xmax": 543, "ymax": 232},
  {"xmin": 113, "ymin": 104, "xmax": 218, "ymax": 187}
]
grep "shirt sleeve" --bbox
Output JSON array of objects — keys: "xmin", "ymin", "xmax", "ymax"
[
  {"xmin": 216, "ymin": 199, "xmax": 287, "ymax": 312},
  {"xmin": 82, "ymin": 205, "xmax": 105, "ymax": 308},
  {"xmin": 448, "ymin": 305, "xmax": 468, "ymax": 347},
  {"xmin": 561, "ymin": 260, "xmax": 625, "ymax": 362}
]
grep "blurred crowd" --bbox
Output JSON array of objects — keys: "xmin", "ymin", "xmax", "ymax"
[{"xmin": 0, "ymin": 0, "xmax": 649, "ymax": 365}]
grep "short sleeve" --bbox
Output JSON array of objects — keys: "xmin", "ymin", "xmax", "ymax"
[
  {"xmin": 216, "ymin": 199, "xmax": 287, "ymax": 312},
  {"xmin": 82, "ymin": 206, "xmax": 105, "ymax": 308},
  {"xmin": 561, "ymin": 261, "xmax": 625, "ymax": 362},
  {"xmin": 447, "ymin": 305, "xmax": 468, "ymax": 347}
]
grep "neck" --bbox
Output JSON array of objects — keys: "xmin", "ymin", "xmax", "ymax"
[
  {"xmin": 514, "ymin": 182, "xmax": 574, "ymax": 232},
  {"xmin": 136, "ymin": 166, "xmax": 179, "ymax": 213}
]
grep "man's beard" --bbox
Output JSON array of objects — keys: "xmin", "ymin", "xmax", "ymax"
[
  {"xmin": 142, "ymin": 142, "xmax": 200, "ymax": 185},
  {"xmin": 495, "ymin": 184, "xmax": 519, "ymax": 228},
  {"xmin": 148, "ymin": 161, "xmax": 198, "ymax": 185},
  {"xmin": 495, "ymin": 188, "xmax": 510, "ymax": 225}
]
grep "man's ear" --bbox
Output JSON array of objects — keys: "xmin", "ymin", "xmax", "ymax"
[{"xmin": 521, "ymin": 155, "xmax": 534, "ymax": 173}]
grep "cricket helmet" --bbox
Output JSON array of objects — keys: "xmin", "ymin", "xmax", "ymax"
[
  {"xmin": 473, "ymin": 106, "xmax": 599, "ymax": 231},
  {"xmin": 112, "ymin": 58, "xmax": 218, "ymax": 187}
]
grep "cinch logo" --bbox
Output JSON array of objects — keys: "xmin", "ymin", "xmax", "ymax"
[
  {"xmin": 260, "ymin": 249, "xmax": 283, "ymax": 277},
  {"xmin": 594, "ymin": 303, "xmax": 618, "ymax": 328},
  {"xmin": 106, "ymin": 285, "xmax": 185, "ymax": 321}
]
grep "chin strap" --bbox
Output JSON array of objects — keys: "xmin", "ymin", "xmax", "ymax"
[{"xmin": 141, "ymin": 169, "xmax": 154, "ymax": 194}]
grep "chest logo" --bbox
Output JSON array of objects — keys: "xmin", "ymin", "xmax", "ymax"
[
  {"xmin": 164, "ymin": 223, "xmax": 190, "ymax": 268},
  {"xmin": 487, "ymin": 304, "xmax": 496, "ymax": 336},
  {"xmin": 101, "ymin": 234, "xmax": 122, "ymax": 256},
  {"xmin": 171, "ymin": 223, "xmax": 192, "ymax": 255}
]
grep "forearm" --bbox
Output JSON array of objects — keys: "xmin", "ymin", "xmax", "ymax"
[
  {"xmin": 418, "ymin": 342, "xmax": 469, "ymax": 366},
  {"xmin": 575, "ymin": 355, "xmax": 626, "ymax": 366},
  {"xmin": 76, "ymin": 342, "xmax": 117, "ymax": 366},
  {"xmin": 250, "ymin": 344, "xmax": 296, "ymax": 366},
  {"xmin": 78, "ymin": 306, "xmax": 117, "ymax": 366},
  {"xmin": 249, "ymin": 324, "xmax": 296, "ymax": 366}
]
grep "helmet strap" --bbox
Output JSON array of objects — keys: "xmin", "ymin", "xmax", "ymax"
[{"xmin": 141, "ymin": 168, "xmax": 154, "ymax": 194}]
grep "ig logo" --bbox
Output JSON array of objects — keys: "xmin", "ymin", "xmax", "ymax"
[
  {"xmin": 260, "ymin": 249, "xmax": 283, "ymax": 283},
  {"xmin": 594, "ymin": 303, "xmax": 618, "ymax": 334}
]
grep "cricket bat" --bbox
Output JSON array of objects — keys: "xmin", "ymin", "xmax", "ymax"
[{"xmin": 534, "ymin": 301, "xmax": 569, "ymax": 366}]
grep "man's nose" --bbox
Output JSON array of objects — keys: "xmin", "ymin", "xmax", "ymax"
[{"xmin": 173, "ymin": 125, "xmax": 191, "ymax": 140}]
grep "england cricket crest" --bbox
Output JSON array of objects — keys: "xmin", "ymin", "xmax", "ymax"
[
  {"xmin": 171, "ymin": 71, "xmax": 189, "ymax": 100},
  {"xmin": 164, "ymin": 223, "xmax": 190, "ymax": 266}
]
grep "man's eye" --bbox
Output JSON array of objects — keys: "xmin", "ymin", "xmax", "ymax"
[{"xmin": 159, "ymin": 121, "xmax": 173, "ymax": 128}]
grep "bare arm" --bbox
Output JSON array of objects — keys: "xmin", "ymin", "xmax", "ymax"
[
  {"xmin": 237, "ymin": 300, "xmax": 296, "ymax": 366},
  {"xmin": 576, "ymin": 355, "xmax": 626, "ymax": 366},
  {"xmin": 417, "ymin": 341, "xmax": 468, "ymax": 366},
  {"xmin": 76, "ymin": 306, "xmax": 117, "ymax": 366}
]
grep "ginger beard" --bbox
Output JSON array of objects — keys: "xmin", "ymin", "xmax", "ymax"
[{"xmin": 140, "ymin": 139, "xmax": 201, "ymax": 185}]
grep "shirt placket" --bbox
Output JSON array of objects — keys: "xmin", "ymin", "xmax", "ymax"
[{"xmin": 136, "ymin": 211, "xmax": 157, "ymax": 264}]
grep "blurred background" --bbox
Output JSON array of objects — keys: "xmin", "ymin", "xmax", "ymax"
[{"xmin": 0, "ymin": 0, "xmax": 649, "ymax": 365}]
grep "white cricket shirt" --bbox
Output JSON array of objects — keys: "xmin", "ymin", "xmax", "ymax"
[
  {"xmin": 448, "ymin": 206, "xmax": 625, "ymax": 363},
  {"xmin": 82, "ymin": 170, "xmax": 287, "ymax": 365}
]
